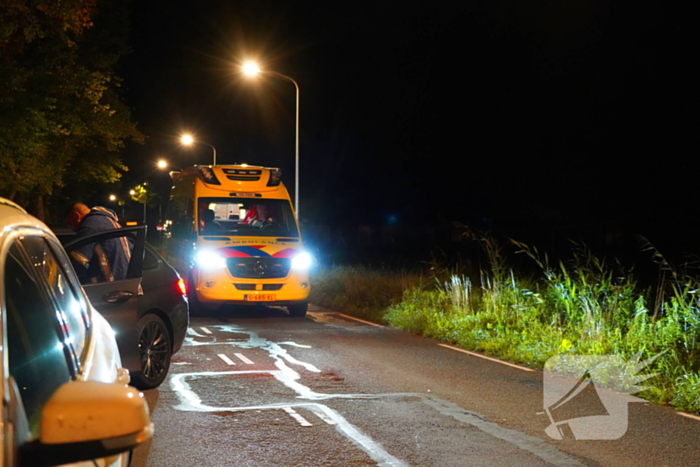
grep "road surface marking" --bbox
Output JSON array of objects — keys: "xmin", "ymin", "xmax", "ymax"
[
  {"xmin": 235, "ymin": 353, "xmax": 254, "ymax": 364},
  {"xmin": 283, "ymin": 407, "xmax": 313, "ymax": 426},
  {"xmin": 438, "ymin": 344, "xmax": 534, "ymax": 372},
  {"xmin": 187, "ymin": 328, "xmax": 207, "ymax": 337},
  {"xmin": 173, "ymin": 326, "xmax": 578, "ymax": 467},
  {"xmin": 678, "ymin": 412, "xmax": 700, "ymax": 421},
  {"xmin": 201, "ymin": 327, "xmax": 212, "ymax": 334},
  {"xmin": 307, "ymin": 312, "xmax": 342, "ymax": 325},
  {"xmin": 311, "ymin": 409, "xmax": 337, "ymax": 425},
  {"xmin": 217, "ymin": 354, "xmax": 236, "ymax": 365},
  {"xmin": 338, "ymin": 314, "xmax": 383, "ymax": 327}
]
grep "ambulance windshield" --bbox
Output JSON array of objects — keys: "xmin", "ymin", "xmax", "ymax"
[{"xmin": 198, "ymin": 197, "xmax": 299, "ymax": 238}]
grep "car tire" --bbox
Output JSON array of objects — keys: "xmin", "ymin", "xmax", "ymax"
[
  {"xmin": 287, "ymin": 302, "xmax": 308, "ymax": 317},
  {"xmin": 131, "ymin": 314, "xmax": 172, "ymax": 390}
]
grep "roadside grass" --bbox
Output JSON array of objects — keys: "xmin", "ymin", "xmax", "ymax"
[
  {"xmin": 310, "ymin": 238, "xmax": 700, "ymax": 413},
  {"xmin": 309, "ymin": 265, "xmax": 424, "ymax": 323}
]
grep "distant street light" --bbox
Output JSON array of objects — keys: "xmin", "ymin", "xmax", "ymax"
[
  {"xmin": 130, "ymin": 186, "xmax": 148, "ymax": 224},
  {"xmin": 242, "ymin": 61, "xmax": 300, "ymax": 219},
  {"xmin": 157, "ymin": 159, "xmax": 183, "ymax": 172},
  {"xmin": 109, "ymin": 195, "xmax": 125, "ymax": 219},
  {"xmin": 180, "ymin": 133, "xmax": 217, "ymax": 166}
]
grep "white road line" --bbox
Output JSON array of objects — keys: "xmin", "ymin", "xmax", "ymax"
[
  {"xmin": 311, "ymin": 410, "xmax": 337, "ymax": 425},
  {"xmin": 438, "ymin": 343, "xmax": 534, "ymax": 372},
  {"xmin": 338, "ymin": 313, "xmax": 383, "ymax": 327},
  {"xmin": 678, "ymin": 412, "xmax": 700, "ymax": 421},
  {"xmin": 201, "ymin": 327, "xmax": 212, "ymax": 334},
  {"xmin": 283, "ymin": 407, "xmax": 313, "ymax": 426},
  {"xmin": 217, "ymin": 354, "xmax": 236, "ymax": 365},
  {"xmin": 235, "ymin": 353, "xmax": 254, "ymax": 364}
]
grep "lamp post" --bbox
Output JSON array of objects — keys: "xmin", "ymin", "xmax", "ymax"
[
  {"xmin": 130, "ymin": 187, "xmax": 147, "ymax": 224},
  {"xmin": 242, "ymin": 61, "xmax": 300, "ymax": 219},
  {"xmin": 180, "ymin": 134, "xmax": 217, "ymax": 166},
  {"xmin": 157, "ymin": 159, "xmax": 183, "ymax": 173},
  {"xmin": 109, "ymin": 194, "xmax": 125, "ymax": 220}
]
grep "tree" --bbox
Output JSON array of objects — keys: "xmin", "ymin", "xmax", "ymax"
[{"xmin": 0, "ymin": 0, "xmax": 143, "ymax": 220}]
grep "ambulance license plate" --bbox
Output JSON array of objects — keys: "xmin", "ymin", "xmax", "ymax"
[{"xmin": 244, "ymin": 294, "xmax": 276, "ymax": 302}]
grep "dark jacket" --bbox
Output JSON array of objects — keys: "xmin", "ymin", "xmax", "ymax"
[{"xmin": 70, "ymin": 207, "xmax": 132, "ymax": 283}]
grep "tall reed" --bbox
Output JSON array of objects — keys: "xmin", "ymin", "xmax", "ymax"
[{"xmin": 385, "ymin": 236, "xmax": 700, "ymax": 411}]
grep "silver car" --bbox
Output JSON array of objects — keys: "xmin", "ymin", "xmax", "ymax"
[{"xmin": 0, "ymin": 198, "xmax": 152, "ymax": 467}]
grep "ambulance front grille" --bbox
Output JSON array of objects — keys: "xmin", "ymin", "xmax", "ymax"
[{"xmin": 226, "ymin": 257, "xmax": 291, "ymax": 279}]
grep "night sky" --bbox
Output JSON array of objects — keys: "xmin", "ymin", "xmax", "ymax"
[{"xmin": 118, "ymin": 1, "xmax": 697, "ymax": 255}]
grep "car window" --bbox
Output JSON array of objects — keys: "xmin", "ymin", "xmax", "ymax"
[
  {"xmin": 144, "ymin": 246, "xmax": 160, "ymax": 270},
  {"xmin": 69, "ymin": 233, "xmax": 134, "ymax": 285},
  {"xmin": 21, "ymin": 236, "xmax": 89, "ymax": 364},
  {"xmin": 4, "ymin": 243, "xmax": 72, "ymax": 439},
  {"xmin": 46, "ymin": 235, "xmax": 93, "ymax": 328}
]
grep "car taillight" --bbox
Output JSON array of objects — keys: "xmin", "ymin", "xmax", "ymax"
[{"xmin": 176, "ymin": 278, "xmax": 187, "ymax": 295}]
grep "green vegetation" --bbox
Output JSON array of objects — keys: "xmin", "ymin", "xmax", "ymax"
[
  {"xmin": 0, "ymin": 0, "xmax": 142, "ymax": 219},
  {"xmin": 310, "ymin": 265, "xmax": 424, "ymax": 323},
  {"xmin": 310, "ymin": 238, "xmax": 700, "ymax": 413}
]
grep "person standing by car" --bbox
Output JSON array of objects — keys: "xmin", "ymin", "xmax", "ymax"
[{"xmin": 64, "ymin": 203, "xmax": 132, "ymax": 283}]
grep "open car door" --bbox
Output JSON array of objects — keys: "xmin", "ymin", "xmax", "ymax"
[{"xmin": 63, "ymin": 226, "xmax": 146, "ymax": 373}]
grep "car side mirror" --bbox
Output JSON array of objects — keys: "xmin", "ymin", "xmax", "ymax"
[{"xmin": 20, "ymin": 381, "xmax": 153, "ymax": 467}]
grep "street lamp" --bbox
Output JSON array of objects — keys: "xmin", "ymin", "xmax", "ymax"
[
  {"xmin": 180, "ymin": 133, "xmax": 217, "ymax": 166},
  {"xmin": 130, "ymin": 186, "xmax": 147, "ymax": 224},
  {"xmin": 109, "ymin": 194, "xmax": 126, "ymax": 219},
  {"xmin": 242, "ymin": 61, "xmax": 300, "ymax": 219},
  {"xmin": 157, "ymin": 159, "xmax": 183, "ymax": 172}
]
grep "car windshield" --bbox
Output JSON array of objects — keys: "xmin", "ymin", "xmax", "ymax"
[{"xmin": 198, "ymin": 197, "xmax": 298, "ymax": 238}]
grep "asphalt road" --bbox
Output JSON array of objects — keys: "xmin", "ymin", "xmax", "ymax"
[{"xmin": 131, "ymin": 304, "xmax": 700, "ymax": 467}]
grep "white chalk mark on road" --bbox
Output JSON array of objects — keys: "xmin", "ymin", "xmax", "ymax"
[{"xmin": 173, "ymin": 325, "xmax": 581, "ymax": 467}]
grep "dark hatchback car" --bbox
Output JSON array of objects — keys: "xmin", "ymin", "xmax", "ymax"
[{"xmin": 55, "ymin": 227, "xmax": 189, "ymax": 389}]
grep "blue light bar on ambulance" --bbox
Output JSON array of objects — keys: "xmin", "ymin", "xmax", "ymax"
[
  {"xmin": 222, "ymin": 168, "xmax": 262, "ymax": 181},
  {"xmin": 267, "ymin": 168, "xmax": 282, "ymax": 187},
  {"xmin": 222, "ymin": 169, "xmax": 262, "ymax": 175}
]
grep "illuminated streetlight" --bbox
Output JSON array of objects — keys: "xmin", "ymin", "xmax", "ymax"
[
  {"xmin": 109, "ymin": 194, "xmax": 117, "ymax": 202},
  {"xmin": 180, "ymin": 133, "xmax": 217, "ymax": 166},
  {"xmin": 131, "ymin": 185, "xmax": 148, "ymax": 224},
  {"xmin": 157, "ymin": 159, "xmax": 183, "ymax": 176},
  {"xmin": 242, "ymin": 62, "xmax": 260, "ymax": 76},
  {"xmin": 242, "ymin": 61, "xmax": 300, "ymax": 219}
]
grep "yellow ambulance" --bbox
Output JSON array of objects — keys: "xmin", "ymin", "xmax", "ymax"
[{"xmin": 162, "ymin": 165, "xmax": 311, "ymax": 316}]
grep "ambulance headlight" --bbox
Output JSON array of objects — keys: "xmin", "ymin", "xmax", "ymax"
[
  {"xmin": 196, "ymin": 250, "xmax": 227, "ymax": 269},
  {"xmin": 291, "ymin": 252, "xmax": 312, "ymax": 270}
]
